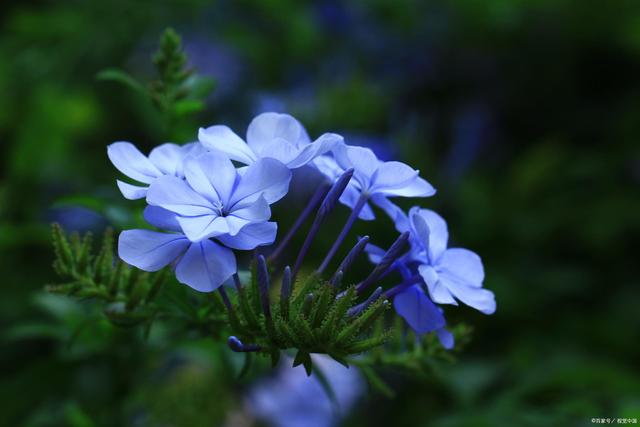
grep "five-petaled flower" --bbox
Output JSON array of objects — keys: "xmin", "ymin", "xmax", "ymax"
[
  {"xmin": 199, "ymin": 112, "xmax": 341, "ymax": 169},
  {"xmin": 401, "ymin": 208, "xmax": 496, "ymax": 314},
  {"xmin": 314, "ymin": 142, "xmax": 436, "ymax": 220},
  {"xmin": 118, "ymin": 150, "xmax": 291, "ymax": 292},
  {"xmin": 146, "ymin": 152, "xmax": 291, "ymax": 242}
]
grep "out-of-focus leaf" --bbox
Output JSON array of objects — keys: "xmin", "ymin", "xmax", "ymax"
[
  {"xmin": 96, "ymin": 68, "xmax": 145, "ymax": 94},
  {"xmin": 173, "ymin": 99, "xmax": 205, "ymax": 116}
]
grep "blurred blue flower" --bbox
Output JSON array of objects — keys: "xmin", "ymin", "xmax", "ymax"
[
  {"xmin": 107, "ymin": 141, "xmax": 205, "ymax": 200},
  {"xmin": 182, "ymin": 36, "xmax": 244, "ymax": 102},
  {"xmin": 446, "ymin": 103, "xmax": 493, "ymax": 179},
  {"xmin": 46, "ymin": 206, "xmax": 106, "ymax": 233},
  {"xmin": 247, "ymin": 355, "xmax": 364, "ymax": 427},
  {"xmin": 199, "ymin": 112, "xmax": 340, "ymax": 169},
  {"xmin": 146, "ymin": 152, "xmax": 290, "ymax": 242}
]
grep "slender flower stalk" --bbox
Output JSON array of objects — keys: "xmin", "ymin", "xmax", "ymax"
[
  {"xmin": 318, "ymin": 193, "xmax": 369, "ymax": 273},
  {"xmin": 330, "ymin": 270, "xmax": 343, "ymax": 288},
  {"xmin": 383, "ymin": 274, "xmax": 422, "ymax": 299},
  {"xmin": 228, "ymin": 336, "xmax": 261, "ymax": 353},
  {"xmin": 233, "ymin": 272, "xmax": 243, "ymax": 290},
  {"xmin": 280, "ymin": 266, "xmax": 292, "ymax": 320},
  {"xmin": 326, "ymin": 235, "xmax": 370, "ymax": 278},
  {"xmin": 292, "ymin": 169, "xmax": 354, "ymax": 278},
  {"xmin": 348, "ymin": 286, "xmax": 383, "ymax": 316},
  {"xmin": 257, "ymin": 255, "xmax": 271, "ymax": 319},
  {"xmin": 302, "ymin": 293, "xmax": 314, "ymax": 318},
  {"xmin": 218, "ymin": 286, "xmax": 234, "ymax": 313},
  {"xmin": 356, "ymin": 231, "xmax": 410, "ymax": 294},
  {"xmin": 268, "ymin": 182, "xmax": 331, "ymax": 263}
]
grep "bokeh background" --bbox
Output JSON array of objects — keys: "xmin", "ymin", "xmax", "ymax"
[{"xmin": 2, "ymin": 1, "xmax": 639, "ymax": 426}]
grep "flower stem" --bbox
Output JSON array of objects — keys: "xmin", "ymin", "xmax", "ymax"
[
  {"xmin": 268, "ymin": 182, "xmax": 330, "ymax": 263},
  {"xmin": 383, "ymin": 274, "xmax": 422, "ymax": 299},
  {"xmin": 317, "ymin": 193, "xmax": 368, "ymax": 274},
  {"xmin": 292, "ymin": 169, "xmax": 354, "ymax": 279}
]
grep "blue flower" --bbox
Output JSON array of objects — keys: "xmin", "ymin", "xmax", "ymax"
[
  {"xmin": 364, "ymin": 240, "xmax": 452, "ymax": 347},
  {"xmin": 107, "ymin": 141, "xmax": 205, "ymax": 200},
  {"xmin": 313, "ymin": 142, "xmax": 436, "ymax": 220},
  {"xmin": 394, "ymin": 285, "xmax": 454, "ymax": 349},
  {"xmin": 145, "ymin": 152, "xmax": 291, "ymax": 242},
  {"xmin": 119, "ymin": 206, "xmax": 278, "ymax": 292},
  {"xmin": 402, "ymin": 208, "xmax": 496, "ymax": 315},
  {"xmin": 248, "ymin": 354, "xmax": 364, "ymax": 427},
  {"xmin": 198, "ymin": 112, "xmax": 341, "ymax": 169}
]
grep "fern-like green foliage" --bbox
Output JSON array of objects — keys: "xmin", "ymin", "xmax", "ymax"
[
  {"xmin": 48, "ymin": 223, "xmax": 471, "ymax": 394},
  {"xmin": 49, "ymin": 224, "xmax": 168, "ymax": 327},
  {"xmin": 96, "ymin": 28, "xmax": 214, "ymax": 130},
  {"xmin": 225, "ymin": 269, "xmax": 391, "ymax": 375},
  {"xmin": 49, "ymin": 224, "xmax": 231, "ymax": 338}
]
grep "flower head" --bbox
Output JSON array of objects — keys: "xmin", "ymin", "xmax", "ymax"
[
  {"xmin": 404, "ymin": 208, "xmax": 496, "ymax": 314},
  {"xmin": 314, "ymin": 142, "xmax": 436, "ymax": 220},
  {"xmin": 118, "ymin": 206, "xmax": 278, "ymax": 292},
  {"xmin": 199, "ymin": 112, "xmax": 341, "ymax": 169},
  {"xmin": 107, "ymin": 141, "xmax": 205, "ymax": 200},
  {"xmin": 146, "ymin": 152, "xmax": 291, "ymax": 242}
]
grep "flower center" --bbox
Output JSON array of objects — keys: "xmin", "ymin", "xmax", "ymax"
[{"xmin": 212, "ymin": 200, "xmax": 225, "ymax": 216}]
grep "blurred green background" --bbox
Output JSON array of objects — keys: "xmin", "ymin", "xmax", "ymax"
[{"xmin": 1, "ymin": 1, "xmax": 639, "ymax": 426}]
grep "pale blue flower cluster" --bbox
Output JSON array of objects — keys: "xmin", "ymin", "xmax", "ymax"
[
  {"xmin": 109, "ymin": 111, "xmax": 495, "ymax": 342},
  {"xmin": 366, "ymin": 205, "xmax": 496, "ymax": 348}
]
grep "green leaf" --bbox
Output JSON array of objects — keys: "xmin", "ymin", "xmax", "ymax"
[
  {"xmin": 360, "ymin": 365, "xmax": 395, "ymax": 398},
  {"xmin": 96, "ymin": 68, "xmax": 145, "ymax": 94},
  {"xmin": 293, "ymin": 350, "xmax": 313, "ymax": 376}
]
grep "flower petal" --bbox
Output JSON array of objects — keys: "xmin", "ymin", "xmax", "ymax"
[
  {"xmin": 312, "ymin": 154, "xmax": 344, "ymax": 182},
  {"xmin": 410, "ymin": 208, "xmax": 448, "ymax": 261},
  {"xmin": 378, "ymin": 175, "xmax": 436, "ymax": 198},
  {"xmin": 334, "ymin": 144, "xmax": 380, "ymax": 189},
  {"xmin": 364, "ymin": 242, "xmax": 386, "ymax": 264},
  {"xmin": 229, "ymin": 158, "xmax": 291, "ymax": 208},
  {"xmin": 148, "ymin": 143, "xmax": 186, "ymax": 176},
  {"xmin": 393, "ymin": 285, "xmax": 446, "ymax": 334},
  {"xmin": 436, "ymin": 328, "xmax": 455, "ymax": 350},
  {"xmin": 246, "ymin": 112, "xmax": 308, "ymax": 154},
  {"xmin": 339, "ymin": 185, "xmax": 375, "ymax": 220},
  {"xmin": 146, "ymin": 175, "xmax": 214, "ymax": 217},
  {"xmin": 175, "ymin": 240, "xmax": 237, "ymax": 292},
  {"xmin": 217, "ymin": 221, "xmax": 277, "ymax": 250},
  {"xmin": 370, "ymin": 195, "xmax": 409, "ymax": 232},
  {"xmin": 253, "ymin": 139, "xmax": 300, "ymax": 165},
  {"xmin": 230, "ymin": 195, "xmax": 271, "ymax": 222},
  {"xmin": 198, "ymin": 125, "xmax": 257, "ymax": 165},
  {"xmin": 370, "ymin": 161, "xmax": 418, "ymax": 192},
  {"xmin": 107, "ymin": 142, "xmax": 162, "ymax": 184},
  {"xmin": 143, "ymin": 206, "xmax": 181, "ymax": 232},
  {"xmin": 420, "ymin": 265, "xmax": 457, "ymax": 305},
  {"xmin": 177, "ymin": 215, "xmax": 229, "ymax": 241},
  {"xmin": 438, "ymin": 248, "xmax": 485, "ymax": 286},
  {"xmin": 286, "ymin": 133, "xmax": 342, "ymax": 169},
  {"xmin": 116, "ymin": 180, "xmax": 148, "ymax": 200},
  {"xmin": 118, "ymin": 230, "xmax": 190, "ymax": 271},
  {"xmin": 184, "ymin": 152, "xmax": 237, "ymax": 205},
  {"xmin": 438, "ymin": 273, "xmax": 496, "ymax": 314}
]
